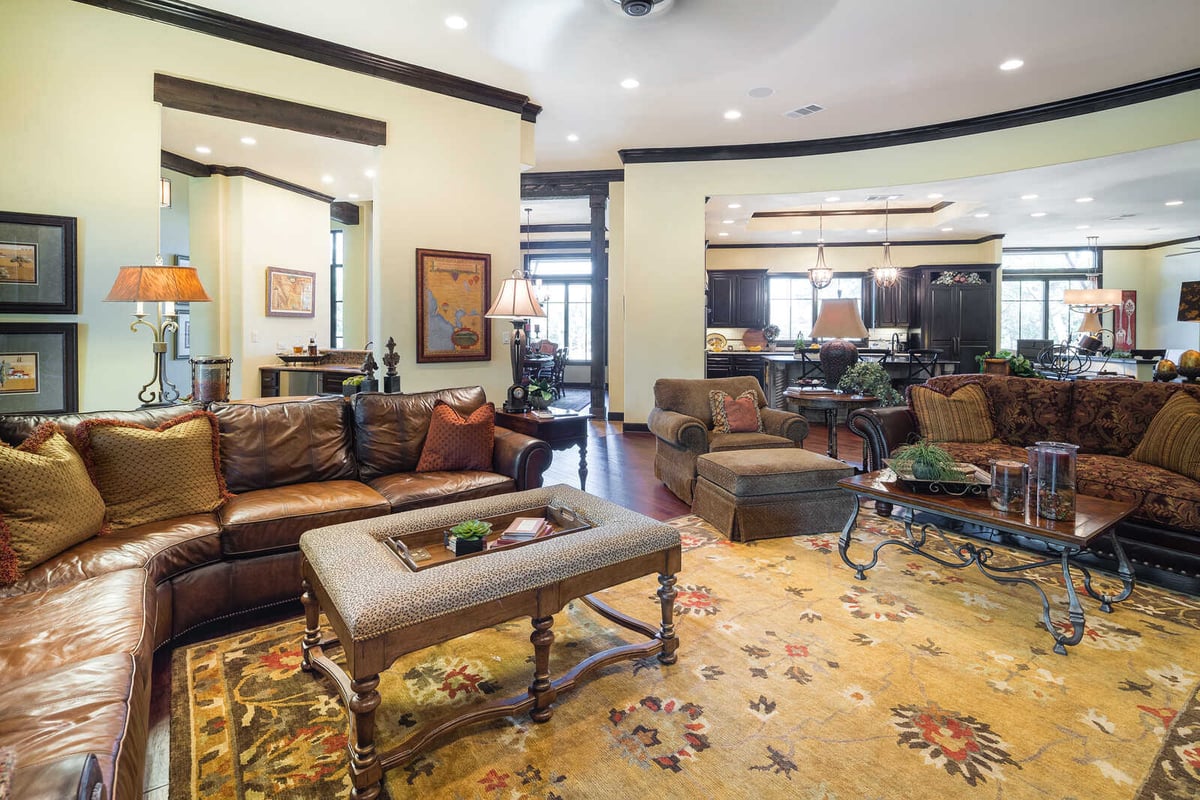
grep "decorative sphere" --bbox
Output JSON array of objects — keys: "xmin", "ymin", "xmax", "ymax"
[
  {"xmin": 1179, "ymin": 350, "xmax": 1200, "ymax": 381},
  {"xmin": 1154, "ymin": 359, "xmax": 1178, "ymax": 382}
]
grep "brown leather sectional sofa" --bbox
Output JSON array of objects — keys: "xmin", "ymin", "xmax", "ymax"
[{"xmin": 0, "ymin": 387, "xmax": 552, "ymax": 799}]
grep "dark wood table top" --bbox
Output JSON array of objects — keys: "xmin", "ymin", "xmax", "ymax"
[
  {"xmin": 783, "ymin": 390, "xmax": 879, "ymax": 410},
  {"xmin": 838, "ymin": 470, "xmax": 1137, "ymax": 547}
]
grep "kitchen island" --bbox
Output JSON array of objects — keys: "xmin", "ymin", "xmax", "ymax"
[{"xmin": 759, "ymin": 351, "xmax": 955, "ymax": 408}]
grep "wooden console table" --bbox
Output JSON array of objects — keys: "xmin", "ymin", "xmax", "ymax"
[{"xmin": 495, "ymin": 410, "xmax": 591, "ymax": 490}]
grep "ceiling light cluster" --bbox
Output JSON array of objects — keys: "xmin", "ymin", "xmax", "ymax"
[
  {"xmin": 620, "ymin": 77, "xmax": 640, "ymax": 89},
  {"xmin": 723, "ymin": 110, "xmax": 742, "ymax": 121},
  {"xmin": 999, "ymin": 58, "xmax": 1024, "ymax": 71}
]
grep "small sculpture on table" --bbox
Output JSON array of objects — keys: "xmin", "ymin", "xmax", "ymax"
[
  {"xmin": 382, "ymin": 336, "xmax": 401, "ymax": 393},
  {"xmin": 360, "ymin": 351, "xmax": 379, "ymax": 392}
]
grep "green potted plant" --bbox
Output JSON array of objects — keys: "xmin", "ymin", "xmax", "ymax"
[
  {"xmin": 975, "ymin": 350, "xmax": 1037, "ymax": 378},
  {"xmin": 836, "ymin": 361, "xmax": 903, "ymax": 406},
  {"xmin": 889, "ymin": 439, "xmax": 959, "ymax": 481},
  {"xmin": 527, "ymin": 378, "xmax": 555, "ymax": 409},
  {"xmin": 762, "ymin": 324, "xmax": 781, "ymax": 351},
  {"xmin": 445, "ymin": 519, "xmax": 492, "ymax": 556},
  {"xmin": 342, "ymin": 375, "xmax": 366, "ymax": 396}
]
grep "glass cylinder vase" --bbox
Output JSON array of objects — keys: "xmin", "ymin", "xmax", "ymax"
[
  {"xmin": 191, "ymin": 355, "xmax": 232, "ymax": 403},
  {"xmin": 1033, "ymin": 441, "xmax": 1079, "ymax": 521},
  {"xmin": 988, "ymin": 459, "xmax": 1028, "ymax": 513}
]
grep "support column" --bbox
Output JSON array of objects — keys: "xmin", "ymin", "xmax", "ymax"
[{"xmin": 589, "ymin": 191, "xmax": 608, "ymax": 418}]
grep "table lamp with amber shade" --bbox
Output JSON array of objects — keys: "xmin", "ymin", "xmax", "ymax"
[
  {"xmin": 105, "ymin": 263, "xmax": 212, "ymax": 406},
  {"xmin": 809, "ymin": 297, "xmax": 869, "ymax": 388},
  {"xmin": 484, "ymin": 270, "xmax": 546, "ymax": 413}
]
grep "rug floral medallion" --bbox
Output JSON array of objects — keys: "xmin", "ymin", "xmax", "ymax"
[{"xmin": 171, "ymin": 513, "xmax": 1200, "ymax": 799}]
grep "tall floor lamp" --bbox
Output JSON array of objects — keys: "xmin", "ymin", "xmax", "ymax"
[
  {"xmin": 105, "ymin": 263, "xmax": 212, "ymax": 406},
  {"xmin": 485, "ymin": 270, "xmax": 546, "ymax": 413},
  {"xmin": 810, "ymin": 297, "xmax": 869, "ymax": 388}
]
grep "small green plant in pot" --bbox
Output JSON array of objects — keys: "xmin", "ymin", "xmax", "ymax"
[
  {"xmin": 890, "ymin": 439, "xmax": 958, "ymax": 481},
  {"xmin": 527, "ymin": 378, "xmax": 554, "ymax": 409},
  {"xmin": 836, "ymin": 361, "xmax": 903, "ymax": 406},
  {"xmin": 342, "ymin": 375, "xmax": 366, "ymax": 396},
  {"xmin": 445, "ymin": 519, "xmax": 492, "ymax": 556}
]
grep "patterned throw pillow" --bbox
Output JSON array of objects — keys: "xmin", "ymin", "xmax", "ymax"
[
  {"xmin": 416, "ymin": 400, "xmax": 496, "ymax": 472},
  {"xmin": 0, "ymin": 745, "xmax": 13, "ymax": 800},
  {"xmin": 1131, "ymin": 391, "xmax": 1200, "ymax": 481},
  {"xmin": 709, "ymin": 390, "xmax": 763, "ymax": 434},
  {"xmin": 911, "ymin": 384, "xmax": 995, "ymax": 443},
  {"xmin": 75, "ymin": 410, "xmax": 229, "ymax": 530},
  {"xmin": 0, "ymin": 423, "xmax": 106, "ymax": 585}
]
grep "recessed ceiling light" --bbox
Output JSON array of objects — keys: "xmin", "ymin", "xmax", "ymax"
[
  {"xmin": 1076, "ymin": 224, "xmax": 1091, "ymax": 230},
  {"xmin": 1075, "ymin": 196, "xmax": 1094, "ymax": 203},
  {"xmin": 926, "ymin": 193, "xmax": 943, "ymax": 199},
  {"xmin": 973, "ymin": 212, "xmax": 989, "ymax": 218},
  {"xmin": 620, "ymin": 78, "xmax": 640, "ymax": 89},
  {"xmin": 723, "ymin": 109, "xmax": 742, "ymax": 121},
  {"xmin": 444, "ymin": 15, "xmax": 467, "ymax": 30},
  {"xmin": 717, "ymin": 232, "xmax": 729, "ymax": 237},
  {"xmin": 791, "ymin": 230, "xmax": 803, "ymax": 235},
  {"xmin": 824, "ymin": 196, "xmax": 840, "ymax": 202},
  {"xmin": 1020, "ymin": 193, "xmax": 1038, "ymax": 200},
  {"xmin": 727, "ymin": 203, "xmax": 741, "ymax": 209},
  {"xmin": 999, "ymin": 58, "xmax": 1024, "ymax": 71},
  {"xmin": 1165, "ymin": 200, "xmax": 1184, "ymax": 206},
  {"xmin": 566, "ymin": 133, "xmax": 579, "ymax": 142},
  {"xmin": 747, "ymin": 87, "xmax": 774, "ymax": 98},
  {"xmin": 321, "ymin": 175, "xmax": 334, "ymax": 184},
  {"xmin": 866, "ymin": 228, "xmax": 879, "ymax": 234},
  {"xmin": 194, "ymin": 145, "xmax": 211, "ymax": 154},
  {"xmin": 722, "ymin": 219, "xmax": 734, "ymax": 224},
  {"xmin": 240, "ymin": 136, "xmax": 256, "ymax": 146},
  {"xmin": 941, "ymin": 227, "xmax": 954, "ymax": 232},
  {"xmin": 364, "ymin": 169, "xmax": 376, "ymax": 178},
  {"xmin": 1030, "ymin": 212, "xmax": 1047, "ymax": 217},
  {"xmin": 347, "ymin": 193, "xmax": 359, "ymax": 199}
]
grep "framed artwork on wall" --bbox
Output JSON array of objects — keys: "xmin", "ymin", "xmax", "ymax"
[
  {"xmin": 266, "ymin": 267, "xmax": 316, "ymax": 317},
  {"xmin": 0, "ymin": 211, "xmax": 78, "ymax": 314},
  {"xmin": 174, "ymin": 302, "xmax": 191, "ymax": 360},
  {"xmin": 415, "ymin": 248, "xmax": 491, "ymax": 363},
  {"xmin": 0, "ymin": 322, "xmax": 78, "ymax": 413}
]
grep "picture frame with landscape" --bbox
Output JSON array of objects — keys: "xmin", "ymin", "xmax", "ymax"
[
  {"xmin": 0, "ymin": 211, "xmax": 77, "ymax": 314},
  {"xmin": 266, "ymin": 267, "xmax": 316, "ymax": 317},
  {"xmin": 415, "ymin": 248, "xmax": 491, "ymax": 363},
  {"xmin": 0, "ymin": 322, "xmax": 78, "ymax": 413}
]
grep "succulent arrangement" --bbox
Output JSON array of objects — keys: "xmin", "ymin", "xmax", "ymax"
[
  {"xmin": 448, "ymin": 519, "xmax": 492, "ymax": 541},
  {"xmin": 836, "ymin": 361, "xmax": 903, "ymax": 406}
]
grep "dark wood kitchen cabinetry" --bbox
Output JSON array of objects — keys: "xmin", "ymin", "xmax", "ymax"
[
  {"xmin": 707, "ymin": 270, "xmax": 767, "ymax": 328},
  {"xmin": 705, "ymin": 353, "xmax": 733, "ymax": 379},
  {"xmin": 920, "ymin": 267, "xmax": 998, "ymax": 376},
  {"xmin": 705, "ymin": 353, "xmax": 766, "ymax": 389},
  {"xmin": 864, "ymin": 270, "xmax": 917, "ymax": 328}
]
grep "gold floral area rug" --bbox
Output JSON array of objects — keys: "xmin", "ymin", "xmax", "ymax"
[{"xmin": 170, "ymin": 514, "xmax": 1200, "ymax": 799}]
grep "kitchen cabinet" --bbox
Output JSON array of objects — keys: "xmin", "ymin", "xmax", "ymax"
[
  {"xmin": 705, "ymin": 353, "xmax": 733, "ymax": 379},
  {"xmin": 920, "ymin": 267, "xmax": 997, "ymax": 376},
  {"xmin": 864, "ymin": 270, "xmax": 917, "ymax": 328},
  {"xmin": 732, "ymin": 354, "xmax": 767, "ymax": 389},
  {"xmin": 707, "ymin": 270, "xmax": 767, "ymax": 328},
  {"xmin": 705, "ymin": 353, "xmax": 766, "ymax": 389}
]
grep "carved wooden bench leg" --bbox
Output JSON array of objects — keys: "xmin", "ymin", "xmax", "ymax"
[
  {"xmin": 529, "ymin": 615, "xmax": 557, "ymax": 723},
  {"xmin": 300, "ymin": 575, "xmax": 320, "ymax": 673},
  {"xmin": 658, "ymin": 572, "xmax": 679, "ymax": 665},
  {"xmin": 349, "ymin": 674, "xmax": 383, "ymax": 799}
]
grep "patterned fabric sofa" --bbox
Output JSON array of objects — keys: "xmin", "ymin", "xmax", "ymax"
[
  {"xmin": 848, "ymin": 374, "xmax": 1200, "ymax": 593},
  {"xmin": 0, "ymin": 387, "xmax": 551, "ymax": 799}
]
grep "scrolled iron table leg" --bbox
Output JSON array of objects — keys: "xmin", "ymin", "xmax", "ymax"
[{"xmin": 1079, "ymin": 531, "xmax": 1136, "ymax": 613}]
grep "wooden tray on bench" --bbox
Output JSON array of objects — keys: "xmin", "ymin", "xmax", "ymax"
[{"xmin": 384, "ymin": 504, "xmax": 594, "ymax": 572}]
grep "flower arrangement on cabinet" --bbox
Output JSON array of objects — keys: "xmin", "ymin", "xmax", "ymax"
[{"xmin": 932, "ymin": 271, "xmax": 984, "ymax": 286}]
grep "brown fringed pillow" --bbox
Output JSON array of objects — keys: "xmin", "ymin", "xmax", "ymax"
[
  {"xmin": 0, "ymin": 422, "xmax": 106, "ymax": 585},
  {"xmin": 416, "ymin": 400, "xmax": 496, "ymax": 472},
  {"xmin": 911, "ymin": 384, "xmax": 995, "ymax": 443},
  {"xmin": 1131, "ymin": 391, "xmax": 1200, "ymax": 481},
  {"xmin": 74, "ymin": 410, "xmax": 230, "ymax": 530},
  {"xmin": 709, "ymin": 389, "xmax": 763, "ymax": 433}
]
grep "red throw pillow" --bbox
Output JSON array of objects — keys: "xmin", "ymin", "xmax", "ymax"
[
  {"xmin": 416, "ymin": 401, "xmax": 496, "ymax": 472},
  {"xmin": 709, "ymin": 389, "xmax": 763, "ymax": 433}
]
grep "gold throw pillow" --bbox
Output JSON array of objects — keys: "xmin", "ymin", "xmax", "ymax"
[
  {"xmin": 75, "ymin": 410, "xmax": 230, "ymax": 530},
  {"xmin": 1131, "ymin": 391, "xmax": 1200, "ymax": 481},
  {"xmin": 0, "ymin": 423, "xmax": 106, "ymax": 584},
  {"xmin": 911, "ymin": 384, "xmax": 995, "ymax": 443}
]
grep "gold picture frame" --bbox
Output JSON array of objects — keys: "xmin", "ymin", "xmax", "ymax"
[
  {"xmin": 266, "ymin": 267, "xmax": 316, "ymax": 317},
  {"xmin": 415, "ymin": 248, "xmax": 491, "ymax": 363}
]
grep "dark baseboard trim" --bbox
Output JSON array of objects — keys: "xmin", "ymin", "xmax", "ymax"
[
  {"xmin": 620, "ymin": 69, "xmax": 1200, "ymax": 164},
  {"xmin": 606, "ymin": 412, "xmax": 624, "ymax": 422},
  {"xmin": 622, "ymin": 422, "xmax": 649, "ymax": 433},
  {"xmin": 79, "ymin": 0, "xmax": 535, "ymax": 118}
]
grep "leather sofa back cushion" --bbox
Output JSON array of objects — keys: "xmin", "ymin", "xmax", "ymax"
[
  {"xmin": 0, "ymin": 423, "xmax": 105, "ymax": 584},
  {"xmin": 921, "ymin": 375, "xmax": 1072, "ymax": 445},
  {"xmin": 211, "ymin": 396, "xmax": 357, "ymax": 493},
  {"xmin": 1131, "ymin": 391, "xmax": 1200, "ymax": 481},
  {"xmin": 75, "ymin": 411, "xmax": 229, "ymax": 530},
  {"xmin": 416, "ymin": 401, "xmax": 496, "ymax": 471},
  {"xmin": 709, "ymin": 390, "xmax": 763, "ymax": 433},
  {"xmin": 1068, "ymin": 380, "xmax": 1197, "ymax": 456},
  {"xmin": 654, "ymin": 377, "xmax": 765, "ymax": 428},
  {"xmin": 910, "ymin": 384, "xmax": 995, "ymax": 443},
  {"xmin": 0, "ymin": 403, "xmax": 204, "ymax": 447},
  {"xmin": 353, "ymin": 386, "xmax": 488, "ymax": 481}
]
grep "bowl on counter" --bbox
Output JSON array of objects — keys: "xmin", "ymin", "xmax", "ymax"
[{"xmin": 276, "ymin": 352, "xmax": 328, "ymax": 365}]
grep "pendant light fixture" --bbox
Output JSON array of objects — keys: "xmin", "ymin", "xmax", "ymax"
[
  {"xmin": 808, "ymin": 204, "xmax": 833, "ymax": 290},
  {"xmin": 872, "ymin": 198, "xmax": 900, "ymax": 288}
]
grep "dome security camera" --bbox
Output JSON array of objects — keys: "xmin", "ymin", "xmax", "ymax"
[{"xmin": 620, "ymin": 0, "xmax": 658, "ymax": 16}]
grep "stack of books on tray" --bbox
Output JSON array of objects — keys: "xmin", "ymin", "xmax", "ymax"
[{"xmin": 490, "ymin": 516, "xmax": 554, "ymax": 548}]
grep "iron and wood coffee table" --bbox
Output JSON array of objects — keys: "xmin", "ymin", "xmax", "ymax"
[
  {"xmin": 836, "ymin": 471, "xmax": 1138, "ymax": 656},
  {"xmin": 299, "ymin": 486, "xmax": 681, "ymax": 800}
]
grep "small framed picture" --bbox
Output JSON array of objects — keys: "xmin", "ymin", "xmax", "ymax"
[
  {"xmin": 266, "ymin": 267, "xmax": 316, "ymax": 317},
  {"xmin": 0, "ymin": 211, "xmax": 78, "ymax": 314},
  {"xmin": 174, "ymin": 302, "xmax": 191, "ymax": 360},
  {"xmin": 0, "ymin": 322, "xmax": 78, "ymax": 413}
]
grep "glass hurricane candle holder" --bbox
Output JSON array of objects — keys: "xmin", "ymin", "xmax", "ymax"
[
  {"xmin": 988, "ymin": 459, "xmax": 1028, "ymax": 513},
  {"xmin": 1033, "ymin": 441, "xmax": 1079, "ymax": 521}
]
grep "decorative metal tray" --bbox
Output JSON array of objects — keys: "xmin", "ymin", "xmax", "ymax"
[
  {"xmin": 884, "ymin": 460, "xmax": 991, "ymax": 496},
  {"xmin": 277, "ymin": 353, "xmax": 327, "ymax": 365}
]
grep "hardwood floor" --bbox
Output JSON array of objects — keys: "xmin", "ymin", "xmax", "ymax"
[{"xmin": 143, "ymin": 415, "xmax": 854, "ymax": 796}]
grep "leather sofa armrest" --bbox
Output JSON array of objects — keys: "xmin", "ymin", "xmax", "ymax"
[
  {"xmin": 12, "ymin": 752, "xmax": 106, "ymax": 800},
  {"xmin": 759, "ymin": 407, "xmax": 808, "ymax": 444},
  {"xmin": 493, "ymin": 426, "xmax": 553, "ymax": 491},
  {"xmin": 847, "ymin": 406, "xmax": 918, "ymax": 472},
  {"xmin": 647, "ymin": 408, "xmax": 707, "ymax": 452}
]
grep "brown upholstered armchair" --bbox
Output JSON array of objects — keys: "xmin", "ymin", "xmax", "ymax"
[{"xmin": 648, "ymin": 376, "xmax": 809, "ymax": 503}]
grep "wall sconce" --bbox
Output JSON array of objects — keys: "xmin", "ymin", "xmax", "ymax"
[{"xmin": 159, "ymin": 177, "xmax": 172, "ymax": 208}]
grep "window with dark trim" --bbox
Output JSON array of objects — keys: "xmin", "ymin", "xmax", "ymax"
[
  {"xmin": 767, "ymin": 273, "xmax": 865, "ymax": 341},
  {"xmin": 527, "ymin": 255, "xmax": 592, "ymax": 361},
  {"xmin": 330, "ymin": 229, "xmax": 344, "ymax": 348},
  {"xmin": 999, "ymin": 248, "xmax": 1097, "ymax": 351}
]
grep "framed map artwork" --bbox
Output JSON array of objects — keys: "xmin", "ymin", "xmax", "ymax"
[
  {"xmin": 415, "ymin": 249, "xmax": 491, "ymax": 363},
  {"xmin": 266, "ymin": 267, "xmax": 316, "ymax": 317}
]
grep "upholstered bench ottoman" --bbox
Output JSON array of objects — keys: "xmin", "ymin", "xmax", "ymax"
[{"xmin": 692, "ymin": 449, "xmax": 856, "ymax": 541}]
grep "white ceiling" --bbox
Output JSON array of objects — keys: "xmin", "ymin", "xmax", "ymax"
[{"xmin": 166, "ymin": 0, "xmax": 1200, "ymax": 247}]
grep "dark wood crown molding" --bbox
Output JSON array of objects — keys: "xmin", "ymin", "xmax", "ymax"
[
  {"xmin": 160, "ymin": 150, "xmax": 335, "ymax": 204},
  {"xmin": 1100, "ymin": 235, "xmax": 1200, "ymax": 251},
  {"xmin": 522, "ymin": 169, "xmax": 625, "ymax": 199},
  {"xmin": 706, "ymin": 234, "xmax": 1005, "ymax": 249},
  {"xmin": 79, "ymin": 0, "xmax": 537, "ymax": 118},
  {"xmin": 521, "ymin": 223, "xmax": 592, "ymax": 234},
  {"xmin": 155, "ymin": 74, "xmax": 386, "ymax": 146},
  {"xmin": 620, "ymin": 69, "xmax": 1200, "ymax": 164},
  {"xmin": 753, "ymin": 201, "xmax": 952, "ymax": 219}
]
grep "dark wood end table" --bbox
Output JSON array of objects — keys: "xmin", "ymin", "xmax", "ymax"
[
  {"xmin": 783, "ymin": 390, "xmax": 879, "ymax": 459},
  {"xmin": 496, "ymin": 410, "xmax": 591, "ymax": 490}
]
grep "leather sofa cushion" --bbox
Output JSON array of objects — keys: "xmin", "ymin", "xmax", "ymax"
[
  {"xmin": 211, "ymin": 396, "xmax": 358, "ymax": 493},
  {"xmin": 353, "ymin": 386, "xmax": 489, "ymax": 481},
  {"xmin": 368, "ymin": 471, "xmax": 515, "ymax": 512},
  {"xmin": 0, "ymin": 403, "xmax": 203, "ymax": 447},
  {"xmin": 0, "ymin": 513, "xmax": 221, "ymax": 598},
  {"xmin": 219, "ymin": 481, "xmax": 389, "ymax": 556}
]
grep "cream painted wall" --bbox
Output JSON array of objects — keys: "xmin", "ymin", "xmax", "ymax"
[
  {"xmin": 621, "ymin": 91, "xmax": 1200, "ymax": 423},
  {"xmin": 705, "ymin": 241, "xmax": 999, "ymax": 272},
  {"xmin": 0, "ymin": 0, "xmax": 521, "ymax": 410},
  {"xmin": 1144, "ymin": 245, "xmax": 1200, "ymax": 352},
  {"xmin": 160, "ymin": 167, "xmax": 192, "ymax": 393}
]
